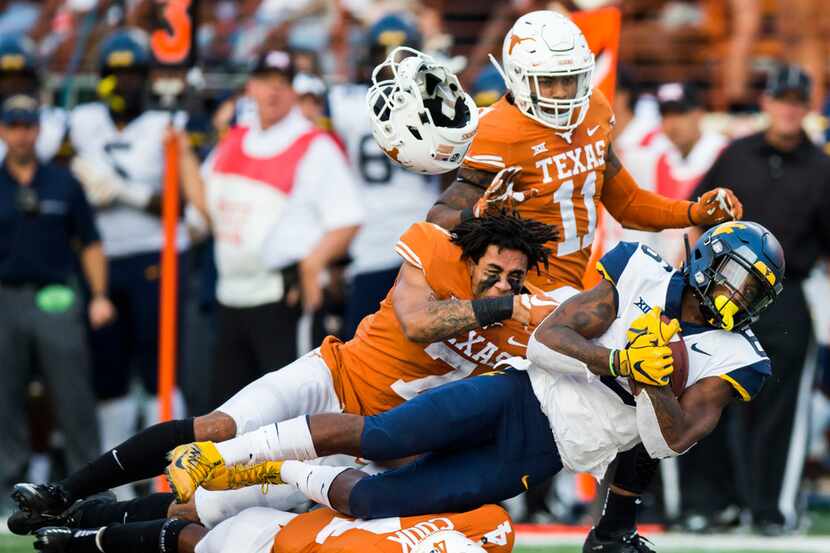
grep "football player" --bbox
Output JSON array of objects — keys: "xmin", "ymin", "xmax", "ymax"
[
  {"xmin": 64, "ymin": 27, "xmax": 191, "ymax": 493},
  {"xmin": 9, "ymin": 214, "xmax": 558, "ymax": 532},
  {"xmin": 32, "ymin": 497, "xmax": 512, "ymax": 553},
  {"xmin": 171, "ymin": 222, "xmax": 782, "ymax": 553},
  {"xmin": 0, "ymin": 36, "xmax": 67, "ymax": 162},
  {"xmin": 423, "ymin": 10, "xmax": 743, "ymax": 299},
  {"xmin": 327, "ymin": 14, "xmax": 445, "ymax": 337}
]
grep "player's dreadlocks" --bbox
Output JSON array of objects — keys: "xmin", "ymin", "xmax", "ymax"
[{"xmin": 450, "ymin": 212, "xmax": 556, "ymax": 273}]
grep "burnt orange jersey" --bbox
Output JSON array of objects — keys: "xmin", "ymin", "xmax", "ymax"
[
  {"xmin": 272, "ymin": 504, "xmax": 514, "ymax": 553},
  {"xmin": 464, "ymin": 90, "xmax": 616, "ymax": 291},
  {"xmin": 320, "ymin": 221, "xmax": 540, "ymax": 416}
]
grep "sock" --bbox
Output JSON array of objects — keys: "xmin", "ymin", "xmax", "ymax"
[
  {"xmin": 80, "ymin": 493, "xmax": 176, "ymax": 527},
  {"xmin": 60, "ymin": 419, "xmax": 195, "ymax": 500},
  {"xmin": 59, "ymin": 528, "xmax": 105, "ymax": 553},
  {"xmin": 595, "ymin": 490, "xmax": 639, "ymax": 540},
  {"xmin": 280, "ymin": 460, "xmax": 349, "ymax": 509},
  {"xmin": 215, "ymin": 417, "xmax": 317, "ymax": 465},
  {"xmin": 99, "ymin": 518, "xmax": 190, "ymax": 553}
]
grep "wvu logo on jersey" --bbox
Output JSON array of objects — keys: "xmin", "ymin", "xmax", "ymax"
[{"xmin": 535, "ymin": 139, "xmax": 606, "ymax": 183}]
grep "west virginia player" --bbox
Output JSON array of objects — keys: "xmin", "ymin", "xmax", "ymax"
[
  {"xmin": 66, "ymin": 28, "xmax": 191, "ymax": 484},
  {"xmin": 0, "ymin": 36, "xmax": 67, "ymax": 162},
  {"xmin": 10, "ymin": 214, "xmax": 557, "ymax": 532},
  {"xmin": 33, "ymin": 497, "xmax": 512, "ymax": 553},
  {"xmin": 327, "ymin": 14, "xmax": 442, "ymax": 337},
  {"xmin": 167, "ymin": 222, "xmax": 782, "ymax": 553},
  {"xmin": 423, "ymin": 10, "xmax": 743, "ymax": 298}
]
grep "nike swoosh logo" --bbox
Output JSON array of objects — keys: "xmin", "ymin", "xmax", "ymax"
[
  {"xmin": 521, "ymin": 474, "xmax": 530, "ymax": 490},
  {"xmin": 175, "ymin": 456, "xmax": 186, "ymax": 470},
  {"xmin": 587, "ymin": 125, "xmax": 600, "ymax": 136},
  {"xmin": 633, "ymin": 360, "xmax": 661, "ymax": 385},
  {"xmin": 507, "ymin": 336, "xmax": 528, "ymax": 348},
  {"xmin": 691, "ymin": 343, "xmax": 711, "ymax": 356}
]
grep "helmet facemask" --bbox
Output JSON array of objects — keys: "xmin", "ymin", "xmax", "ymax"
[
  {"xmin": 511, "ymin": 64, "xmax": 593, "ymax": 131},
  {"xmin": 367, "ymin": 47, "xmax": 478, "ymax": 175}
]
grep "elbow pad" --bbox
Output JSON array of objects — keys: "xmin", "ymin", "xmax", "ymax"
[
  {"xmin": 635, "ymin": 391, "xmax": 694, "ymax": 459},
  {"xmin": 526, "ymin": 332, "xmax": 590, "ymax": 376}
]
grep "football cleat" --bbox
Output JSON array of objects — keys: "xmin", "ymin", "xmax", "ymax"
[
  {"xmin": 203, "ymin": 460, "xmax": 285, "ymax": 492},
  {"xmin": 7, "ymin": 491, "xmax": 116, "ymax": 536},
  {"xmin": 165, "ymin": 441, "xmax": 225, "ymax": 503},
  {"xmin": 11, "ymin": 483, "xmax": 72, "ymax": 517},
  {"xmin": 583, "ymin": 528, "xmax": 656, "ymax": 553}
]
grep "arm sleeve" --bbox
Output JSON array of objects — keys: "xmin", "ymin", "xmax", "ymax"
[
  {"xmin": 306, "ymin": 135, "xmax": 366, "ymax": 230},
  {"xmin": 601, "ymin": 166, "xmax": 694, "ymax": 231},
  {"xmin": 67, "ymin": 173, "xmax": 101, "ymax": 246}
]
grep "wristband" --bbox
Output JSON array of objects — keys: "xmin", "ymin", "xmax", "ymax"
[
  {"xmin": 471, "ymin": 295, "xmax": 513, "ymax": 327},
  {"xmin": 609, "ymin": 349, "xmax": 618, "ymax": 377},
  {"xmin": 460, "ymin": 207, "xmax": 475, "ymax": 221},
  {"xmin": 687, "ymin": 202, "xmax": 696, "ymax": 225}
]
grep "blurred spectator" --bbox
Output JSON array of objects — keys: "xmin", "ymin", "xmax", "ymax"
[
  {"xmin": 470, "ymin": 64, "xmax": 507, "ymax": 108},
  {"xmin": 328, "ymin": 14, "xmax": 438, "ymax": 339},
  {"xmin": 179, "ymin": 50, "xmax": 364, "ymax": 406},
  {"xmin": 0, "ymin": 36, "xmax": 67, "ymax": 163},
  {"xmin": 682, "ymin": 64, "xmax": 830, "ymax": 534},
  {"xmin": 0, "ymin": 94, "xmax": 111, "ymax": 504},
  {"xmin": 0, "ymin": 1, "xmax": 39, "ymax": 39},
  {"xmin": 722, "ymin": 0, "xmax": 761, "ymax": 112},
  {"xmin": 67, "ymin": 28, "xmax": 191, "ymax": 497}
]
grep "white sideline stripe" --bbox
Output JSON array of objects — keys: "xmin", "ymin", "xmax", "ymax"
[{"xmin": 515, "ymin": 532, "xmax": 830, "ymax": 552}]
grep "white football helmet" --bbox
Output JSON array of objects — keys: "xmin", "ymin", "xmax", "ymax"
[
  {"xmin": 367, "ymin": 46, "xmax": 479, "ymax": 175},
  {"xmin": 411, "ymin": 530, "xmax": 486, "ymax": 553},
  {"xmin": 492, "ymin": 10, "xmax": 594, "ymax": 131}
]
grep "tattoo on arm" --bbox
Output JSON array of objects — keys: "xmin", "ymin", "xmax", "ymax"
[
  {"xmin": 532, "ymin": 280, "xmax": 618, "ymax": 375},
  {"xmin": 414, "ymin": 294, "xmax": 480, "ymax": 343},
  {"xmin": 642, "ymin": 386, "xmax": 686, "ymax": 447},
  {"xmin": 604, "ymin": 144, "xmax": 623, "ymax": 180}
]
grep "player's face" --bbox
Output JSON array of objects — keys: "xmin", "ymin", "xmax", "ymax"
[
  {"xmin": 0, "ymin": 122, "xmax": 38, "ymax": 163},
  {"xmin": 533, "ymin": 75, "xmax": 578, "ymax": 101},
  {"xmin": 247, "ymin": 72, "xmax": 297, "ymax": 127},
  {"xmin": 469, "ymin": 245, "xmax": 528, "ymax": 298}
]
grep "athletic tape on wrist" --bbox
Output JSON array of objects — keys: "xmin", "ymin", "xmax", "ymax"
[{"xmin": 471, "ymin": 295, "xmax": 513, "ymax": 327}]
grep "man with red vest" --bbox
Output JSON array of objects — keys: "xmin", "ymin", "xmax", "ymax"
[{"xmin": 181, "ymin": 50, "xmax": 365, "ymax": 405}]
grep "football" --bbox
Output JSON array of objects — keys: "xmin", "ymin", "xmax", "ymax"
[{"xmin": 663, "ymin": 314, "xmax": 689, "ymax": 397}]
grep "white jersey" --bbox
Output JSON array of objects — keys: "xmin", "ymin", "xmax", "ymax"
[
  {"xmin": 328, "ymin": 84, "xmax": 439, "ymax": 275},
  {"xmin": 524, "ymin": 241, "xmax": 771, "ymax": 478},
  {"xmin": 0, "ymin": 106, "xmax": 67, "ymax": 162},
  {"xmin": 69, "ymin": 103, "xmax": 189, "ymax": 257}
]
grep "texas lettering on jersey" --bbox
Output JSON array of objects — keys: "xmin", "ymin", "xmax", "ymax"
[
  {"xmin": 320, "ymin": 222, "xmax": 540, "ymax": 415},
  {"xmin": 464, "ymin": 90, "xmax": 615, "ymax": 291}
]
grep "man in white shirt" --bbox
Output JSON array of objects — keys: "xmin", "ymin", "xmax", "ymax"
[{"xmin": 181, "ymin": 50, "xmax": 364, "ymax": 406}]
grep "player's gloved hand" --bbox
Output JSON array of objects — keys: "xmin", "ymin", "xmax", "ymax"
[
  {"xmin": 473, "ymin": 166, "xmax": 538, "ymax": 216},
  {"xmin": 617, "ymin": 340, "xmax": 674, "ymax": 387},
  {"xmin": 512, "ymin": 293, "xmax": 559, "ymax": 327},
  {"xmin": 70, "ymin": 156, "xmax": 153, "ymax": 209},
  {"xmin": 626, "ymin": 307, "xmax": 681, "ymax": 348},
  {"xmin": 689, "ymin": 187, "xmax": 743, "ymax": 225}
]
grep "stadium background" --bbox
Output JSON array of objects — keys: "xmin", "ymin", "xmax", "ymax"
[{"xmin": 1, "ymin": 0, "xmax": 829, "ymax": 552}]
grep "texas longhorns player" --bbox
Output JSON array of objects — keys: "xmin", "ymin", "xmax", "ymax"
[
  {"xmin": 12, "ymin": 214, "xmax": 558, "ymax": 526},
  {"xmin": 427, "ymin": 10, "xmax": 742, "ymax": 299},
  {"xmin": 34, "ymin": 501, "xmax": 513, "ymax": 553}
]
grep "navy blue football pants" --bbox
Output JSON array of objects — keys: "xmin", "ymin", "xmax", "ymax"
[{"xmin": 349, "ymin": 369, "xmax": 562, "ymax": 518}]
